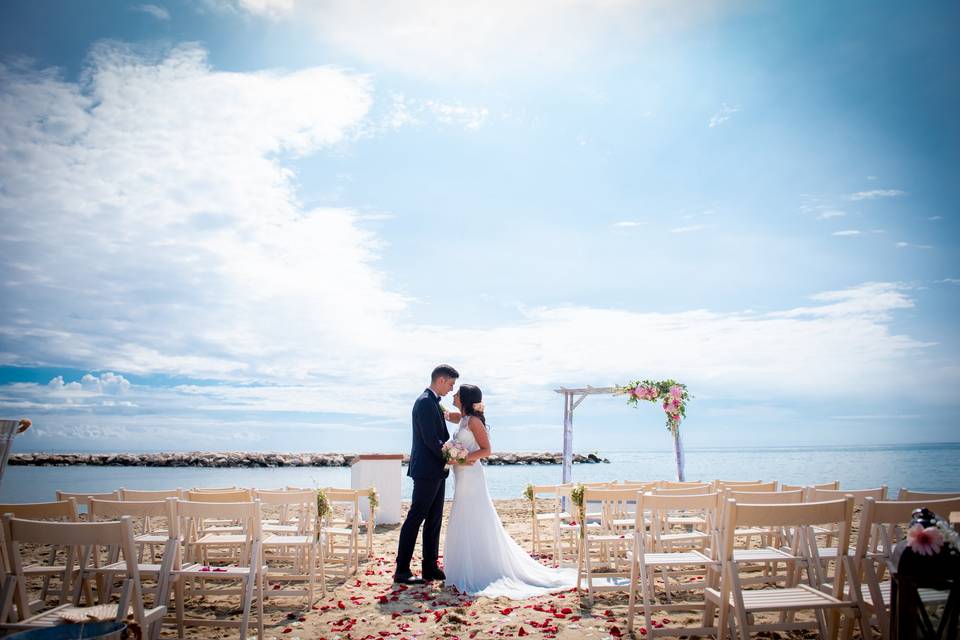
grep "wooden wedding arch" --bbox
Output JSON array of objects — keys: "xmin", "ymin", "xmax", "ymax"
[{"xmin": 555, "ymin": 384, "xmax": 688, "ymax": 482}]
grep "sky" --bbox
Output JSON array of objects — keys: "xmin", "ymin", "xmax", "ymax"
[{"xmin": 0, "ymin": 1, "xmax": 958, "ymax": 454}]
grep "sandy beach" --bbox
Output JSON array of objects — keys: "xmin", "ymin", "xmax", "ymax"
[{"xmin": 158, "ymin": 498, "xmax": 824, "ymax": 640}]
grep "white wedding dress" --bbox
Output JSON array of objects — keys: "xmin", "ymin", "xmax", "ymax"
[{"xmin": 444, "ymin": 417, "xmax": 577, "ymax": 598}]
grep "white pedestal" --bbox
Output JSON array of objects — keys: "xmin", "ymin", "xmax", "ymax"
[{"xmin": 350, "ymin": 454, "xmax": 403, "ymax": 525}]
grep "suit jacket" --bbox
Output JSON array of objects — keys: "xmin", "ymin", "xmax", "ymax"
[{"xmin": 407, "ymin": 389, "xmax": 450, "ymax": 480}]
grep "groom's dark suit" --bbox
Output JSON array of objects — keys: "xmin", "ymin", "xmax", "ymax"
[{"xmin": 396, "ymin": 388, "xmax": 450, "ymax": 577}]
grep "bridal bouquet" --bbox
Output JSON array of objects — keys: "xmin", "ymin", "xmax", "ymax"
[{"xmin": 442, "ymin": 440, "xmax": 469, "ymax": 465}]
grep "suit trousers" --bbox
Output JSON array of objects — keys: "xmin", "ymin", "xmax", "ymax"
[{"xmin": 396, "ymin": 475, "xmax": 446, "ymax": 573}]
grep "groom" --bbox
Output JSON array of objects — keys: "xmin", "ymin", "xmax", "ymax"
[{"xmin": 394, "ymin": 364, "xmax": 459, "ymax": 584}]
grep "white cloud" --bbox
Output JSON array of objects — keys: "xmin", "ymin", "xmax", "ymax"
[
  {"xmin": 670, "ymin": 224, "xmax": 712, "ymax": 233},
  {"xmin": 370, "ymin": 94, "xmax": 488, "ymax": 133},
  {"xmin": 927, "ymin": 216, "xmax": 942, "ymax": 221},
  {"xmin": 896, "ymin": 242, "xmax": 933, "ymax": 250},
  {"xmin": 423, "ymin": 100, "xmax": 488, "ymax": 130},
  {"xmin": 849, "ymin": 189, "xmax": 907, "ymax": 201},
  {"xmin": 817, "ymin": 209, "xmax": 846, "ymax": 220},
  {"xmin": 832, "ymin": 230, "xmax": 861, "ymax": 236},
  {"xmin": 708, "ymin": 103, "xmax": 740, "ymax": 128},
  {"xmin": 1, "ymin": 44, "xmax": 955, "ymax": 450},
  {"xmin": 936, "ymin": 278, "xmax": 960, "ymax": 285},
  {"xmin": 210, "ymin": 1, "xmax": 725, "ymax": 80},
  {"xmin": 132, "ymin": 4, "xmax": 170, "ymax": 20}
]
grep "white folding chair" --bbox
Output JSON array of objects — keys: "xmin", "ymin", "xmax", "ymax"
[
  {"xmin": 174, "ymin": 499, "xmax": 264, "ymax": 639},
  {"xmin": 577, "ymin": 487, "xmax": 639, "ymax": 603},
  {"xmin": 255, "ymin": 489, "xmax": 324, "ymax": 603},
  {"xmin": 0, "ymin": 514, "xmax": 166, "ymax": 638},
  {"xmin": 705, "ymin": 497, "xmax": 862, "ymax": 640},
  {"xmin": 0, "ymin": 499, "xmax": 81, "ymax": 616},
  {"xmin": 842, "ymin": 496, "xmax": 960, "ymax": 640},
  {"xmin": 627, "ymin": 491, "xmax": 722, "ymax": 638}
]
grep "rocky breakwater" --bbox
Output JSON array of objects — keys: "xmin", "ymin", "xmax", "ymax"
[{"xmin": 10, "ymin": 451, "xmax": 610, "ymax": 468}]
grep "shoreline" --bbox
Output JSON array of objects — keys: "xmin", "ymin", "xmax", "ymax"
[{"xmin": 8, "ymin": 451, "xmax": 610, "ymax": 468}]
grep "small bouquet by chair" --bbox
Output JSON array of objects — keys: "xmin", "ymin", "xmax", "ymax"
[{"xmin": 442, "ymin": 440, "xmax": 469, "ymax": 465}]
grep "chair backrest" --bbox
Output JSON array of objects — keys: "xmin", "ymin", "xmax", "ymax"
[
  {"xmin": 190, "ymin": 486, "xmax": 239, "ymax": 492},
  {"xmin": 652, "ymin": 484, "xmax": 713, "ymax": 496},
  {"xmin": 581, "ymin": 488, "xmax": 642, "ymax": 527},
  {"xmin": 724, "ymin": 489, "xmax": 805, "ymax": 504},
  {"xmin": 3, "ymin": 514, "xmax": 148, "ymax": 626},
  {"xmin": 186, "ymin": 489, "xmax": 253, "ymax": 503},
  {"xmin": 896, "ymin": 488, "xmax": 960, "ymax": 501},
  {"xmin": 658, "ymin": 480, "xmax": 705, "ymax": 489},
  {"xmin": 781, "ymin": 480, "xmax": 839, "ymax": 492},
  {"xmin": 854, "ymin": 496, "xmax": 960, "ymax": 563},
  {"xmin": 716, "ymin": 480, "xmax": 778, "ymax": 493},
  {"xmin": 713, "ymin": 479, "xmax": 763, "ymax": 489},
  {"xmin": 0, "ymin": 499, "xmax": 80, "ymax": 522},
  {"xmin": 89, "ymin": 498, "xmax": 179, "ymax": 536},
  {"xmin": 55, "ymin": 491, "xmax": 120, "ymax": 511},
  {"xmin": 119, "ymin": 488, "xmax": 184, "ymax": 501},
  {"xmin": 807, "ymin": 486, "xmax": 888, "ymax": 506},
  {"xmin": 638, "ymin": 491, "xmax": 721, "ymax": 543},
  {"xmin": 176, "ymin": 500, "xmax": 262, "ymax": 564}
]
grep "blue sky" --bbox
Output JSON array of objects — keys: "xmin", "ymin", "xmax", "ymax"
[{"xmin": 0, "ymin": 1, "xmax": 957, "ymax": 454}]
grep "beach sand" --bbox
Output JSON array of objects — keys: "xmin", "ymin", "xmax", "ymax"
[
  {"xmin": 168, "ymin": 498, "xmax": 828, "ymax": 639},
  {"xmin": 12, "ymin": 498, "xmax": 840, "ymax": 638}
]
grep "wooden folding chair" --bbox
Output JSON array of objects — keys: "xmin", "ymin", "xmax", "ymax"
[
  {"xmin": 806, "ymin": 486, "xmax": 888, "ymax": 562},
  {"xmin": 255, "ymin": 489, "xmax": 323, "ymax": 603},
  {"xmin": 842, "ymin": 496, "xmax": 960, "ymax": 640},
  {"xmin": 720, "ymin": 489, "xmax": 807, "ymax": 586},
  {"xmin": 0, "ymin": 514, "xmax": 166, "ymax": 638},
  {"xmin": 0, "ymin": 499, "xmax": 81, "ymax": 617},
  {"xmin": 174, "ymin": 499, "xmax": 264, "ymax": 639},
  {"xmin": 705, "ymin": 497, "xmax": 862, "ymax": 640},
  {"xmin": 577, "ymin": 487, "xmax": 640, "ymax": 603},
  {"xmin": 527, "ymin": 484, "xmax": 571, "ymax": 557},
  {"xmin": 555, "ymin": 484, "xmax": 600, "ymax": 568},
  {"xmin": 659, "ymin": 480, "xmax": 707, "ymax": 489},
  {"xmin": 320, "ymin": 489, "xmax": 363, "ymax": 577},
  {"xmin": 627, "ymin": 491, "xmax": 722, "ymax": 638},
  {"xmin": 87, "ymin": 498, "xmax": 179, "ymax": 623}
]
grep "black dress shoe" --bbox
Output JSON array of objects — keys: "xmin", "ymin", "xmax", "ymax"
[
  {"xmin": 393, "ymin": 569, "xmax": 424, "ymax": 584},
  {"xmin": 422, "ymin": 567, "xmax": 446, "ymax": 581}
]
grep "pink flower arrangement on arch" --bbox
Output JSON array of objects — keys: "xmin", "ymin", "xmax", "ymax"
[{"xmin": 617, "ymin": 379, "xmax": 691, "ymax": 431}]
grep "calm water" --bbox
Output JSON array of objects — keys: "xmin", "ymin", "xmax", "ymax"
[{"xmin": 2, "ymin": 443, "xmax": 958, "ymax": 504}]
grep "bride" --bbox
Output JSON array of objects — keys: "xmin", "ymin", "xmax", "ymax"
[{"xmin": 443, "ymin": 384, "xmax": 577, "ymax": 598}]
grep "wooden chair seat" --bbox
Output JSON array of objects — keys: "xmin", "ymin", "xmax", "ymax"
[
  {"xmin": 639, "ymin": 550, "xmax": 714, "ymax": 566},
  {"xmin": 667, "ymin": 514, "xmax": 707, "ymax": 525},
  {"xmin": 263, "ymin": 523, "xmax": 299, "ymax": 534},
  {"xmin": 706, "ymin": 584, "xmax": 848, "ymax": 612},
  {"xmin": 856, "ymin": 580, "xmax": 948, "ymax": 607},
  {"xmin": 196, "ymin": 533, "xmax": 247, "ymax": 545},
  {"xmin": 263, "ymin": 534, "xmax": 313, "ymax": 546},
  {"xmin": 537, "ymin": 511, "xmax": 571, "ymax": 520},
  {"xmin": 731, "ymin": 547, "xmax": 795, "ymax": 562},
  {"xmin": 134, "ymin": 533, "xmax": 168, "ymax": 544},
  {"xmin": 585, "ymin": 533, "xmax": 629, "ymax": 543},
  {"xmin": 4, "ymin": 604, "xmax": 165, "ymax": 631},
  {"xmin": 179, "ymin": 562, "xmax": 264, "ymax": 578},
  {"xmin": 659, "ymin": 530, "xmax": 709, "ymax": 543}
]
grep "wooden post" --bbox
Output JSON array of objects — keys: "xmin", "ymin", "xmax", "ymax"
[
  {"xmin": 672, "ymin": 427, "xmax": 685, "ymax": 482},
  {"xmin": 562, "ymin": 392, "xmax": 573, "ymax": 485}
]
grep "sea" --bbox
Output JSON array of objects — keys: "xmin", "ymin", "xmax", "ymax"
[{"xmin": 2, "ymin": 443, "xmax": 958, "ymax": 504}]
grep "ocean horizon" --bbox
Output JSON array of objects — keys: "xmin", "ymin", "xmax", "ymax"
[{"xmin": 3, "ymin": 442, "xmax": 957, "ymax": 504}]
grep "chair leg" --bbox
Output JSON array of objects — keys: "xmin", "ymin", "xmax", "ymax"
[{"xmin": 175, "ymin": 576, "xmax": 185, "ymax": 639}]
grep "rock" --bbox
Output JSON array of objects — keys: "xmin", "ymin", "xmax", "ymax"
[{"xmin": 7, "ymin": 450, "xmax": 610, "ymax": 467}]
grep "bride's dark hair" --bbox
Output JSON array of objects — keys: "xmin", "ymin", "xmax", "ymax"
[{"xmin": 458, "ymin": 384, "xmax": 486, "ymax": 427}]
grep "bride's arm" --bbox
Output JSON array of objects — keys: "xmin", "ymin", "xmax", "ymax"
[{"xmin": 464, "ymin": 417, "xmax": 491, "ymax": 464}]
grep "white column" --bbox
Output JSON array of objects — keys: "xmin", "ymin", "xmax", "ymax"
[{"xmin": 350, "ymin": 454, "xmax": 404, "ymax": 524}]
